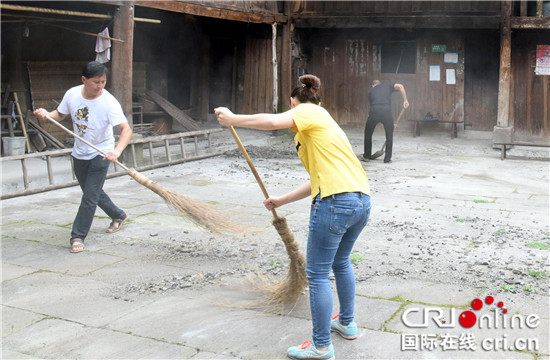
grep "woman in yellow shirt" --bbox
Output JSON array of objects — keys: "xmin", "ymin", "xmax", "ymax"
[{"xmin": 215, "ymin": 75, "xmax": 371, "ymax": 360}]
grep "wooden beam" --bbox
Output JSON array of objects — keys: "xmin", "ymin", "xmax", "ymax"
[
  {"xmin": 135, "ymin": 1, "xmax": 286, "ymax": 24},
  {"xmin": 496, "ymin": 0, "xmax": 512, "ymax": 128},
  {"xmin": 520, "ymin": 0, "xmax": 528, "ymax": 17},
  {"xmin": 544, "ymin": 76, "xmax": 549, "ymax": 135},
  {"xmin": 526, "ymin": 55, "xmax": 533, "ymax": 133},
  {"xmin": 111, "ymin": 2, "xmax": 134, "ymax": 125},
  {"xmin": 146, "ymin": 90, "xmax": 200, "ymax": 132},
  {"xmin": 0, "ymin": 3, "xmax": 160, "ymax": 23},
  {"xmin": 271, "ymin": 23, "xmax": 278, "ymax": 114},
  {"xmin": 281, "ymin": 20, "xmax": 293, "ymax": 111},
  {"xmin": 27, "ymin": 118, "xmax": 65, "ymax": 149},
  {"xmin": 511, "ymin": 17, "xmax": 550, "ymax": 29},
  {"xmin": 293, "ymin": 15, "xmax": 501, "ymax": 29}
]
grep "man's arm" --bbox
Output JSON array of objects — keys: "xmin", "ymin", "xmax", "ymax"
[
  {"xmin": 394, "ymin": 84, "xmax": 410, "ymax": 109},
  {"xmin": 104, "ymin": 122, "xmax": 132, "ymax": 163},
  {"xmin": 33, "ymin": 108, "xmax": 67, "ymax": 122}
]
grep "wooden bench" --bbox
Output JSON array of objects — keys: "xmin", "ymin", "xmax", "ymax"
[
  {"xmin": 410, "ymin": 118, "xmax": 464, "ymax": 139},
  {"xmin": 493, "ymin": 142, "xmax": 550, "ymax": 160}
]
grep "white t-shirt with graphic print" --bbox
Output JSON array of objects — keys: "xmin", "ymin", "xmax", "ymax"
[{"xmin": 57, "ymin": 85, "xmax": 127, "ymax": 160}]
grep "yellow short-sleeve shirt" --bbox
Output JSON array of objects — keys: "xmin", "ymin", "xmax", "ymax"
[{"xmin": 287, "ymin": 103, "xmax": 370, "ymax": 199}]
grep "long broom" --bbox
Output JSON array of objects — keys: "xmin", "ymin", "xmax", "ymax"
[
  {"xmin": 370, "ymin": 104, "xmax": 409, "ymax": 160},
  {"xmin": 228, "ymin": 126, "xmax": 307, "ymax": 305},
  {"xmin": 45, "ymin": 114, "xmax": 238, "ymax": 234}
]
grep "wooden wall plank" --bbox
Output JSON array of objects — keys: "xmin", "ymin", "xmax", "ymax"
[
  {"xmin": 241, "ymin": 36, "xmax": 273, "ymax": 114},
  {"xmin": 510, "ymin": 31, "xmax": 550, "ymax": 137}
]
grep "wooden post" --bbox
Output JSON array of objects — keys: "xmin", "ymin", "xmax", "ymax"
[
  {"xmin": 111, "ymin": 2, "xmax": 134, "ymax": 128},
  {"xmin": 544, "ymin": 76, "xmax": 549, "ymax": 135},
  {"xmin": 280, "ymin": 2, "xmax": 293, "ymax": 111},
  {"xmin": 520, "ymin": 0, "xmax": 528, "ymax": 17},
  {"xmin": 272, "ymin": 23, "xmax": 278, "ymax": 113},
  {"xmin": 536, "ymin": 0, "xmax": 544, "ymax": 17},
  {"xmin": 496, "ymin": 0, "xmax": 512, "ymax": 128},
  {"xmin": 526, "ymin": 53, "xmax": 533, "ymax": 133}
]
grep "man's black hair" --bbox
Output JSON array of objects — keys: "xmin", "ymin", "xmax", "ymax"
[{"xmin": 82, "ymin": 61, "xmax": 108, "ymax": 78}]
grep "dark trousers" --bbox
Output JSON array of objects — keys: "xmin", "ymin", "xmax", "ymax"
[
  {"xmin": 363, "ymin": 110, "xmax": 394, "ymax": 162},
  {"xmin": 71, "ymin": 155, "xmax": 126, "ymax": 241}
]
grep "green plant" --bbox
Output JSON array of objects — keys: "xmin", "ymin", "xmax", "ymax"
[
  {"xmin": 456, "ymin": 218, "xmax": 466, "ymax": 223},
  {"xmin": 527, "ymin": 269, "xmax": 548, "ymax": 278},
  {"xmin": 526, "ymin": 242, "xmax": 549, "ymax": 250},
  {"xmin": 473, "ymin": 199, "xmax": 489, "ymax": 204},
  {"xmin": 523, "ymin": 285, "xmax": 532, "ymax": 292},
  {"xmin": 502, "ymin": 285, "xmax": 516, "ymax": 293},
  {"xmin": 350, "ymin": 253, "xmax": 365, "ymax": 264},
  {"xmin": 270, "ymin": 258, "xmax": 282, "ymax": 268}
]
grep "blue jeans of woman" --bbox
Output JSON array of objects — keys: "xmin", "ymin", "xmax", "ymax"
[
  {"xmin": 307, "ymin": 192, "xmax": 371, "ymax": 347},
  {"xmin": 71, "ymin": 155, "xmax": 126, "ymax": 241}
]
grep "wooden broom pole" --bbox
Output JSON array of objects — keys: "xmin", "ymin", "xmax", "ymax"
[
  {"xmin": 45, "ymin": 114, "xmax": 129, "ymax": 170},
  {"xmin": 13, "ymin": 93, "xmax": 31, "ymax": 153},
  {"xmin": 228, "ymin": 126, "xmax": 278, "ymax": 218},
  {"xmin": 44, "ymin": 114, "xmax": 240, "ymax": 234},
  {"xmin": 228, "ymin": 126, "xmax": 307, "ymax": 305},
  {"xmin": 370, "ymin": 103, "xmax": 410, "ymax": 160}
]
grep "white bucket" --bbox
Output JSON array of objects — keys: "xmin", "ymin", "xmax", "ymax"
[{"xmin": 2, "ymin": 136, "xmax": 26, "ymax": 156}]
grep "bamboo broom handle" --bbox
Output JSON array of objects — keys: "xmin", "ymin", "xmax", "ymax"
[
  {"xmin": 45, "ymin": 114, "xmax": 130, "ymax": 171},
  {"xmin": 13, "ymin": 93, "xmax": 31, "ymax": 153},
  {"xmin": 228, "ymin": 126, "xmax": 279, "ymax": 219}
]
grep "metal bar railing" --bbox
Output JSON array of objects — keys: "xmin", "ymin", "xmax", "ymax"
[{"xmin": 1, "ymin": 128, "xmax": 225, "ymax": 200}]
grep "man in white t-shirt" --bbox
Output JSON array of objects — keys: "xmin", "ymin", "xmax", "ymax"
[{"xmin": 34, "ymin": 61, "xmax": 132, "ymax": 253}]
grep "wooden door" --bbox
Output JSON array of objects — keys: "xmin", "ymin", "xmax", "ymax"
[{"xmin": 415, "ymin": 38, "xmax": 465, "ymax": 123}]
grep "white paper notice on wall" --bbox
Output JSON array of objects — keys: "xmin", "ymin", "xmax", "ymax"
[
  {"xmin": 444, "ymin": 52, "xmax": 458, "ymax": 64},
  {"xmin": 430, "ymin": 65, "xmax": 440, "ymax": 81},
  {"xmin": 446, "ymin": 69, "xmax": 456, "ymax": 85}
]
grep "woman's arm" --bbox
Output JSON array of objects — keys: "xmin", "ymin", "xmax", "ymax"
[
  {"xmin": 263, "ymin": 181, "xmax": 311, "ymax": 210},
  {"xmin": 214, "ymin": 107, "xmax": 295, "ymax": 130}
]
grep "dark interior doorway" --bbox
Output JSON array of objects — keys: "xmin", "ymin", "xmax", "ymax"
[{"xmin": 209, "ymin": 38, "xmax": 236, "ymax": 111}]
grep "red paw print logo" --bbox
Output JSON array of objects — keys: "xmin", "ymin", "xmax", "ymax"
[{"xmin": 459, "ymin": 296, "xmax": 507, "ymax": 328}]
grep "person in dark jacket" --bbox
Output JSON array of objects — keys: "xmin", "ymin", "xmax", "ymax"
[{"xmin": 362, "ymin": 80, "xmax": 409, "ymax": 163}]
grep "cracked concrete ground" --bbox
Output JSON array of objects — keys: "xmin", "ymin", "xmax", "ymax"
[{"xmin": 2, "ymin": 124, "xmax": 549, "ymax": 359}]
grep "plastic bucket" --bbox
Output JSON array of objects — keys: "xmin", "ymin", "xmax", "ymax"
[{"xmin": 2, "ymin": 136, "xmax": 26, "ymax": 156}]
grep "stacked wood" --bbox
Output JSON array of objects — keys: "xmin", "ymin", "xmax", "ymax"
[{"xmin": 145, "ymin": 90, "xmax": 200, "ymax": 132}]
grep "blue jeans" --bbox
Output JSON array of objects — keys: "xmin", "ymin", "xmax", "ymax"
[
  {"xmin": 307, "ymin": 192, "xmax": 371, "ymax": 347},
  {"xmin": 71, "ymin": 155, "xmax": 126, "ymax": 241}
]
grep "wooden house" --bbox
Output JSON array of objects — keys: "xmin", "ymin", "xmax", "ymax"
[{"xmin": 1, "ymin": 1, "xmax": 549, "ymax": 146}]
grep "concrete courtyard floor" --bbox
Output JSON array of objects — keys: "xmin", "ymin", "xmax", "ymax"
[{"xmin": 2, "ymin": 124, "xmax": 549, "ymax": 360}]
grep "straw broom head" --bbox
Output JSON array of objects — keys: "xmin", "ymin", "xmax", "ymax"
[
  {"xmin": 42, "ymin": 114, "xmax": 242, "ymax": 234},
  {"xmin": 224, "ymin": 126, "xmax": 308, "ymax": 305},
  {"xmin": 268, "ymin": 216, "xmax": 308, "ymax": 305},
  {"xmin": 250, "ymin": 216, "xmax": 308, "ymax": 307},
  {"xmin": 126, "ymin": 168, "xmax": 242, "ymax": 234}
]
